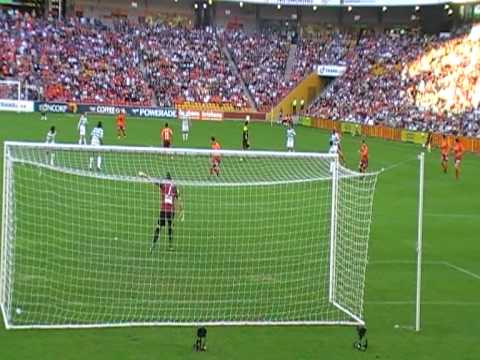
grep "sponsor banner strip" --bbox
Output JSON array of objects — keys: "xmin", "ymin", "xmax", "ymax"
[
  {"xmin": 34, "ymin": 102, "xmax": 178, "ymax": 119},
  {"xmin": 32, "ymin": 102, "xmax": 266, "ymax": 122},
  {"xmin": 341, "ymin": 122, "xmax": 362, "ymax": 136},
  {"xmin": 401, "ymin": 130, "xmax": 428, "ymax": 145},
  {"xmin": 299, "ymin": 116, "xmax": 312, "ymax": 127}
]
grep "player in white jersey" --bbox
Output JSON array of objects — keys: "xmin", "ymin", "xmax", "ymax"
[
  {"xmin": 330, "ymin": 129, "xmax": 345, "ymax": 164},
  {"xmin": 328, "ymin": 140, "xmax": 342, "ymax": 174},
  {"xmin": 286, "ymin": 124, "xmax": 296, "ymax": 152},
  {"xmin": 181, "ymin": 116, "xmax": 190, "ymax": 142},
  {"xmin": 77, "ymin": 113, "xmax": 88, "ymax": 145},
  {"xmin": 89, "ymin": 122, "xmax": 104, "ymax": 170},
  {"xmin": 330, "ymin": 129, "xmax": 340, "ymax": 146},
  {"xmin": 45, "ymin": 126, "xmax": 56, "ymax": 165}
]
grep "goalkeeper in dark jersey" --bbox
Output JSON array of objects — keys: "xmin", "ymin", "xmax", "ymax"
[{"xmin": 139, "ymin": 172, "xmax": 183, "ymax": 252}]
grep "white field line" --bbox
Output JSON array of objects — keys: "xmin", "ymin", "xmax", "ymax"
[
  {"xmin": 424, "ymin": 213, "xmax": 480, "ymax": 219},
  {"xmin": 369, "ymin": 259, "xmax": 480, "ymax": 281},
  {"xmin": 374, "ymin": 212, "xmax": 480, "ymax": 219},
  {"xmin": 442, "ymin": 262, "xmax": 480, "ymax": 281},
  {"xmin": 368, "ymin": 260, "xmax": 441, "ymax": 265},
  {"xmin": 366, "ymin": 301, "xmax": 480, "ymax": 306}
]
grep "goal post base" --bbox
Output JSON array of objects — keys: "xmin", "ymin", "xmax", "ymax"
[{"xmin": 331, "ymin": 300, "xmax": 365, "ymax": 326}]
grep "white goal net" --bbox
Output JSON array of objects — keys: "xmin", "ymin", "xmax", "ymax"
[
  {"xmin": 0, "ymin": 80, "xmax": 21, "ymax": 102},
  {"xmin": 1, "ymin": 142, "xmax": 378, "ymax": 329}
]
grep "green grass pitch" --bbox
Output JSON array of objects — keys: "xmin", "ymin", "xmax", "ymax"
[{"xmin": 0, "ymin": 112, "xmax": 479, "ymax": 359}]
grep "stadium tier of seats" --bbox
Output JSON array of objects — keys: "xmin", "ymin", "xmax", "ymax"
[
  {"xmin": 221, "ymin": 29, "xmax": 291, "ymax": 112},
  {"xmin": 308, "ymin": 29, "xmax": 480, "ymax": 137},
  {"xmin": 0, "ymin": 12, "xmax": 152, "ymax": 105},
  {"xmin": 138, "ymin": 24, "xmax": 249, "ymax": 110},
  {"xmin": 221, "ymin": 28, "xmax": 353, "ymax": 112},
  {"xmin": 1, "ymin": 9, "xmax": 478, "ymax": 136},
  {"xmin": 290, "ymin": 29, "xmax": 354, "ymax": 85}
]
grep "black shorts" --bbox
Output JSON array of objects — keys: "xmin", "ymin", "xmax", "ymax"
[
  {"xmin": 158, "ymin": 211, "xmax": 174, "ymax": 226},
  {"xmin": 163, "ymin": 140, "xmax": 171, "ymax": 148},
  {"xmin": 242, "ymin": 139, "xmax": 250, "ymax": 150}
]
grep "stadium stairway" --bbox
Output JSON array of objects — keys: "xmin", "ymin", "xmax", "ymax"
[
  {"xmin": 220, "ymin": 44, "xmax": 257, "ymax": 111},
  {"xmin": 138, "ymin": 53, "xmax": 157, "ymax": 107},
  {"xmin": 284, "ymin": 44, "xmax": 297, "ymax": 81},
  {"xmin": 267, "ymin": 72, "xmax": 326, "ymax": 121}
]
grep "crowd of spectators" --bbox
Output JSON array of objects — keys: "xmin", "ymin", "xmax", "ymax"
[
  {"xmin": 1, "ymin": 9, "xmax": 479, "ymax": 137},
  {"xmin": 0, "ymin": 10, "xmax": 152, "ymax": 105},
  {"xmin": 308, "ymin": 29, "xmax": 480, "ymax": 137},
  {"xmin": 290, "ymin": 29, "xmax": 354, "ymax": 84},
  {"xmin": 404, "ymin": 35, "xmax": 480, "ymax": 116},
  {"xmin": 221, "ymin": 29, "xmax": 291, "ymax": 111},
  {"xmin": 139, "ymin": 24, "xmax": 248, "ymax": 109},
  {"xmin": 0, "ymin": 10, "xmax": 247, "ymax": 109},
  {"xmin": 221, "ymin": 27, "xmax": 354, "ymax": 112}
]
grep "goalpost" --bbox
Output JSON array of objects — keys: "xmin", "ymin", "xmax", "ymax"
[
  {"xmin": 0, "ymin": 80, "xmax": 21, "ymax": 103},
  {"xmin": 1, "ymin": 142, "xmax": 378, "ymax": 329}
]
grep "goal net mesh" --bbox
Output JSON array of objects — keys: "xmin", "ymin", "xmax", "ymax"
[
  {"xmin": 1, "ymin": 143, "xmax": 378, "ymax": 329},
  {"xmin": 0, "ymin": 81, "xmax": 20, "ymax": 102}
]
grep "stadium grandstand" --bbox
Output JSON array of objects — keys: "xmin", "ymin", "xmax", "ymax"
[
  {"xmin": 1, "ymin": 0, "xmax": 478, "ymax": 135},
  {"xmin": 0, "ymin": 0, "xmax": 480, "ymax": 359}
]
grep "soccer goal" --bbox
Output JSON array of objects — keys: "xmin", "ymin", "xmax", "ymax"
[
  {"xmin": 1, "ymin": 142, "xmax": 378, "ymax": 329},
  {"xmin": 0, "ymin": 80, "xmax": 21, "ymax": 103}
]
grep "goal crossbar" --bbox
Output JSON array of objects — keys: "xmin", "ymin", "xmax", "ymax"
[{"xmin": 3, "ymin": 141, "xmax": 337, "ymax": 159}]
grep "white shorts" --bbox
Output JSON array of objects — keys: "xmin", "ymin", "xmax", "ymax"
[
  {"xmin": 79, "ymin": 126, "xmax": 86, "ymax": 136},
  {"xmin": 330, "ymin": 161, "xmax": 335, "ymax": 174},
  {"xmin": 182, "ymin": 126, "xmax": 189, "ymax": 133},
  {"xmin": 286, "ymin": 139, "xmax": 294, "ymax": 149},
  {"xmin": 91, "ymin": 139, "xmax": 101, "ymax": 146}
]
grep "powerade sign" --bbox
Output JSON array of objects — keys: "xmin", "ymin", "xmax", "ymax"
[{"xmin": 130, "ymin": 107, "xmax": 177, "ymax": 118}]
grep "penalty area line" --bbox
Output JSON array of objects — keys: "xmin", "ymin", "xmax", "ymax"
[
  {"xmin": 366, "ymin": 300, "xmax": 480, "ymax": 306},
  {"xmin": 441, "ymin": 262, "xmax": 480, "ymax": 281},
  {"xmin": 368, "ymin": 259, "xmax": 480, "ymax": 281}
]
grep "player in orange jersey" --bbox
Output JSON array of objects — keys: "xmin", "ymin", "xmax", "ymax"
[
  {"xmin": 453, "ymin": 138, "xmax": 464, "ymax": 180},
  {"xmin": 161, "ymin": 123, "xmax": 173, "ymax": 148},
  {"xmin": 116, "ymin": 110, "xmax": 127, "ymax": 139},
  {"xmin": 210, "ymin": 136, "xmax": 221, "ymax": 176},
  {"xmin": 440, "ymin": 134, "xmax": 449, "ymax": 174},
  {"xmin": 358, "ymin": 139, "xmax": 369, "ymax": 173}
]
